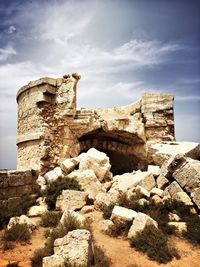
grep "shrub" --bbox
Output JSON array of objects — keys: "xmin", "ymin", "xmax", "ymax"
[
  {"xmin": 110, "ymin": 221, "xmax": 132, "ymax": 237},
  {"xmin": 31, "ymin": 169, "xmax": 39, "ymax": 177},
  {"xmin": 43, "ymin": 176, "xmax": 82, "ymax": 210},
  {"xmin": 184, "ymin": 215, "xmax": 200, "ymax": 244},
  {"xmin": 129, "ymin": 225, "xmax": 180, "ymax": 263},
  {"xmin": 3, "ymin": 223, "xmax": 31, "ymax": 243},
  {"xmin": 102, "ymin": 203, "xmax": 115, "ymax": 219},
  {"xmin": 40, "ymin": 211, "xmax": 63, "ymax": 227},
  {"xmin": 6, "ymin": 263, "xmax": 19, "ymax": 267},
  {"xmin": 0, "ymin": 194, "xmax": 37, "ymax": 229},
  {"xmin": 93, "ymin": 245, "xmax": 111, "ymax": 267},
  {"xmin": 31, "ymin": 212, "xmax": 84, "ymax": 267}
]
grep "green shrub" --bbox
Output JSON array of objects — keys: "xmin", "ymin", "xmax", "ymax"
[
  {"xmin": 184, "ymin": 215, "xmax": 200, "ymax": 244},
  {"xmin": 6, "ymin": 263, "xmax": 19, "ymax": 267},
  {"xmin": 102, "ymin": 203, "xmax": 115, "ymax": 219},
  {"xmin": 110, "ymin": 221, "xmax": 132, "ymax": 237},
  {"xmin": 93, "ymin": 245, "xmax": 111, "ymax": 267},
  {"xmin": 3, "ymin": 223, "xmax": 31, "ymax": 244},
  {"xmin": 31, "ymin": 212, "xmax": 84, "ymax": 267},
  {"xmin": 0, "ymin": 194, "xmax": 37, "ymax": 229},
  {"xmin": 44, "ymin": 176, "xmax": 82, "ymax": 210},
  {"xmin": 129, "ymin": 225, "xmax": 180, "ymax": 263},
  {"xmin": 31, "ymin": 169, "xmax": 39, "ymax": 177},
  {"xmin": 40, "ymin": 211, "xmax": 63, "ymax": 227}
]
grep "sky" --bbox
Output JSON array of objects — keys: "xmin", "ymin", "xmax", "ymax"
[{"xmin": 0, "ymin": 0, "xmax": 199, "ymax": 169}]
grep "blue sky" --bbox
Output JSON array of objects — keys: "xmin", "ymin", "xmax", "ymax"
[{"xmin": 0, "ymin": 0, "xmax": 199, "ymax": 169}]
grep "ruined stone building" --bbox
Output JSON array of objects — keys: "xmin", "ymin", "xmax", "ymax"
[{"xmin": 16, "ymin": 73, "xmax": 175, "ymax": 175}]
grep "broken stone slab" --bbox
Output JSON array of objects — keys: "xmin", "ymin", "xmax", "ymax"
[
  {"xmin": 168, "ymin": 213, "xmax": 181, "ymax": 222},
  {"xmin": 156, "ymin": 174, "xmax": 169, "ymax": 189},
  {"xmin": 36, "ymin": 175, "xmax": 47, "ymax": 191},
  {"xmin": 151, "ymin": 195, "xmax": 162, "ymax": 204},
  {"xmin": 128, "ymin": 212, "xmax": 158, "ymax": 239},
  {"xmin": 99, "ymin": 219, "xmax": 115, "ymax": 235},
  {"xmin": 44, "ymin": 167, "xmax": 63, "ymax": 183},
  {"xmin": 148, "ymin": 141, "xmax": 200, "ymax": 166},
  {"xmin": 94, "ymin": 192, "xmax": 119, "ymax": 209},
  {"xmin": 147, "ymin": 165, "xmax": 161, "ymax": 177},
  {"xmin": 53, "ymin": 229, "xmax": 93, "ymax": 267},
  {"xmin": 60, "ymin": 157, "xmax": 79, "ymax": 174},
  {"xmin": 172, "ymin": 192, "xmax": 193, "ymax": 206},
  {"xmin": 135, "ymin": 185, "xmax": 150, "ymax": 198},
  {"xmin": 150, "ymin": 188, "xmax": 164, "ymax": 197},
  {"xmin": 163, "ymin": 181, "xmax": 183, "ymax": 197},
  {"xmin": 191, "ymin": 188, "xmax": 200, "ymax": 209},
  {"xmin": 79, "ymin": 148, "xmax": 112, "ymax": 182},
  {"xmin": 7, "ymin": 215, "xmax": 36, "ymax": 233},
  {"xmin": 43, "ymin": 254, "xmax": 65, "ymax": 267},
  {"xmin": 60, "ymin": 210, "xmax": 85, "ymax": 226},
  {"xmin": 56, "ymin": 190, "xmax": 88, "ymax": 211},
  {"xmin": 109, "ymin": 170, "xmax": 156, "ymax": 193},
  {"xmin": 68, "ymin": 169, "xmax": 105, "ymax": 200},
  {"xmin": 28, "ymin": 205, "xmax": 48, "ymax": 217},
  {"xmin": 161, "ymin": 154, "xmax": 186, "ymax": 179},
  {"xmin": 111, "ymin": 205, "xmax": 137, "ymax": 224},
  {"xmin": 173, "ymin": 158, "xmax": 200, "ymax": 193}
]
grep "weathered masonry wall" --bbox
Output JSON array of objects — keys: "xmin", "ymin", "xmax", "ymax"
[
  {"xmin": 16, "ymin": 74, "xmax": 175, "ymax": 173},
  {"xmin": 0, "ymin": 170, "xmax": 38, "ymax": 209}
]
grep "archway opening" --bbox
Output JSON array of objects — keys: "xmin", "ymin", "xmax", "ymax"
[{"xmin": 78, "ymin": 129, "xmax": 147, "ymax": 176}]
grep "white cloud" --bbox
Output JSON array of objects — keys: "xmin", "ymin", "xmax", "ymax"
[
  {"xmin": 7, "ymin": 25, "xmax": 17, "ymax": 34},
  {"xmin": 0, "ymin": 45, "xmax": 17, "ymax": 61}
]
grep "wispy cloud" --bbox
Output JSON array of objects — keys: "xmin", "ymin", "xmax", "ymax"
[{"xmin": 0, "ymin": 45, "xmax": 17, "ymax": 61}]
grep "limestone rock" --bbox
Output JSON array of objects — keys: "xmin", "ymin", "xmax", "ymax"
[
  {"xmin": 128, "ymin": 212, "xmax": 158, "ymax": 239},
  {"xmin": 172, "ymin": 192, "xmax": 193, "ymax": 206},
  {"xmin": 168, "ymin": 213, "xmax": 181, "ymax": 222},
  {"xmin": 151, "ymin": 195, "xmax": 162, "ymax": 204},
  {"xmin": 147, "ymin": 165, "xmax": 161, "ymax": 177},
  {"xmin": 60, "ymin": 157, "xmax": 79, "ymax": 174},
  {"xmin": 44, "ymin": 168, "xmax": 61, "ymax": 183},
  {"xmin": 111, "ymin": 205, "xmax": 137, "ymax": 224},
  {"xmin": 156, "ymin": 174, "xmax": 169, "ymax": 189},
  {"xmin": 94, "ymin": 192, "xmax": 119, "ymax": 209},
  {"xmin": 68, "ymin": 169, "xmax": 105, "ymax": 200},
  {"xmin": 60, "ymin": 210, "xmax": 85, "ymax": 226},
  {"xmin": 150, "ymin": 188, "xmax": 164, "ymax": 197},
  {"xmin": 43, "ymin": 255, "xmax": 65, "ymax": 267},
  {"xmin": 79, "ymin": 148, "xmax": 112, "ymax": 182},
  {"xmin": 137, "ymin": 198, "xmax": 149, "ymax": 206},
  {"xmin": 135, "ymin": 185, "xmax": 150, "ymax": 198},
  {"xmin": 56, "ymin": 190, "xmax": 88, "ymax": 211},
  {"xmin": 36, "ymin": 175, "xmax": 47, "ymax": 191},
  {"xmin": 99, "ymin": 220, "xmax": 115, "ymax": 235},
  {"xmin": 191, "ymin": 188, "xmax": 200, "ymax": 209},
  {"xmin": 7, "ymin": 215, "xmax": 36, "ymax": 232},
  {"xmin": 168, "ymin": 222, "xmax": 187, "ymax": 235},
  {"xmin": 164, "ymin": 181, "xmax": 183, "ymax": 197},
  {"xmin": 173, "ymin": 158, "xmax": 200, "ymax": 193},
  {"xmin": 161, "ymin": 154, "xmax": 186, "ymax": 179},
  {"xmin": 109, "ymin": 170, "xmax": 155, "ymax": 193},
  {"xmin": 53, "ymin": 229, "xmax": 93, "ymax": 267},
  {"xmin": 81, "ymin": 205, "xmax": 95, "ymax": 214},
  {"xmin": 148, "ymin": 141, "xmax": 200, "ymax": 166},
  {"xmin": 28, "ymin": 205, "xmax": 48, "ymax": 217}
]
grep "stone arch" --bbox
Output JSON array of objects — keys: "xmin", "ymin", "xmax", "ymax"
[{"xmin": 77, "ymin": 129, "xmax": 148, "ymax": 175}]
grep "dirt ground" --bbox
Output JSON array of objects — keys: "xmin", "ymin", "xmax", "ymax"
[{"xmin": 0, "ymin": 211, "xmax": 200, "ymax": 267}]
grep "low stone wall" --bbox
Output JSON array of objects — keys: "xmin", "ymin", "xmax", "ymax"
[{"xmin": 0, "ymin": 170, "xmax": 38, "ymax": 209}]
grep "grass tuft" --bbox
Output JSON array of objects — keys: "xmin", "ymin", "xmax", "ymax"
[{"xmin": 40, "ymin": 211, "xmax": 63, "ymax": 227}]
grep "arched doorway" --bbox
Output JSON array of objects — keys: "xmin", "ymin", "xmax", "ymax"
[{"xmin": 78, "ymin": 129, "xmax": 147, "ymax": 175}]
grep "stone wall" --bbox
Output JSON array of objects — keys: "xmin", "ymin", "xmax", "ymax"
[
  {"xmin": 16, "ymin": 73, "xmax": 175, "ymax": 173},
  {"xmin": 0, "ymin": 170, "xmax": 38, "ymax": 209}
]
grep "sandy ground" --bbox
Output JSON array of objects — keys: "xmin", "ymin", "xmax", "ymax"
[{"xmin": 0, "ymin": 211, "xmax": 200, "ymax": 267}]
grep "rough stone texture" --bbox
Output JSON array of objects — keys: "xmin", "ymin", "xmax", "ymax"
[
  {"xmin": 156, "ymin": 174, "xmax": 169, "ymax": 189},
  {"xmin": 60, "ymin": 157, "xmax": 79, "ymax": 174},
  {"xmin": 16, "ymin": 75, "xmax": 178, "ymax": 173},
  {"xmin": 148, "ymin": 142, "xmax": 200, "ymax": 166},
  {"xmin": 172, "ymin": 192, "xmax": 193, "ymax": 206},
  {"xmin": 164, "ymin": 181, "xmax": 183, "ymax": 197},
  {"xmin": 43, "ymin": 254, "xmax": 65, "ymax": 267},
  {"xmin": 44, "ymin": 168, "xmax": 61, "ymax": 183},
  {"xmin": 191, "ymin": 188, "xmax": 200, "ymax": 209},
  {"xmin": 128, "ymin": 212, "xmax": 158, "ymax": 239},
  {"xmin": 79, "ymin": 148, "xmax": 112, "ymax": 182},
  {"xmin": 111, "ymin": 205, "xmax": 137, "ymax": 224},
  {"xmin": 0, "ymin": 170, "xmax": 38, "ymax": 209},
  {"xmin": 150, "ymin": 188, "xmax": 164, "ymax": 197},
  {"xmin": 68, "ymin": 169, "xmax": 105, "ymax": 200},
  {"xmin": 109, "ymin": 170, "xmax": 155, "ymax": 193},
  {"xmin": 56, "ymin": 190, "xmax": 88, "ymax": 211},
  {"xmin": 147, "ymin": 165, "xmax": 161, "ymax": 177},
  {"xmin": 53, "ymin": 230, "xmax": 93, "ymax": 267},
  {"xmin": 7, "ymin": 215, "xmax": 36, "ymax": 232},
  {"xmin": 60, "ymin": 210, "xmax": 85, "ymax": 226},
  {"xmin": 99, "ymin": 220, "xmax": 115, "ymax": 235},
  {"xmin": 36, "ymin": 175, "xmax": 47, "ymax": 191},
  {"xmin": 94, "ymin": 192, "xmax": 119, "ymax": 209},
  {"xmin": 135, "ymin": 185, "xmax": 150, "ymax": 198},
  {"xmin": 168, "ymin": 222, "xmax": 187, "ymax": 235},
  {"xmin": 28, "ymin": 205, "xmax": 48, "ymax": 217}
]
